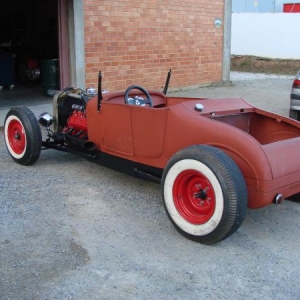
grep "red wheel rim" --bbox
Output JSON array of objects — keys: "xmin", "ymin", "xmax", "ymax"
[
  {"xmin": 7, "ymin": 119, "xmax": 26, "ymax": 155},
  {"xmin": 173, "ymin": 170, "xmax": 216, "ymax": 224}
]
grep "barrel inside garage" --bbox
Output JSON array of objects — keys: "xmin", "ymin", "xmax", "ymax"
[{"xmin": 0, "ymin": 0, "xmax": 59, "ymax": 98}]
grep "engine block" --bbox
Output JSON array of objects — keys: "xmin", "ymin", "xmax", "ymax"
[{"xmin": 63, "ymin": 105, "xmax": 88, "ymax": 137}]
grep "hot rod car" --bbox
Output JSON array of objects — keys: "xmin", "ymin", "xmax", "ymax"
[{"xmin": 4, "ymin": 71, "xmax": 300, "ymax": 244}]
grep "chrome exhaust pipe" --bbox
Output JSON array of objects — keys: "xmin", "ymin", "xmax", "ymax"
[{"xmin": 274, "ymin": 194, "xmax": 283, "ymax": 205}]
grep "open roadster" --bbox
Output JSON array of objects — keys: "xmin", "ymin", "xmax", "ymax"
[{"xmin": 4, "ymin": 71, "xmax": 300, "ymax": 244}]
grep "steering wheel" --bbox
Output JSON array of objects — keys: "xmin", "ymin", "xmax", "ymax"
[{"xmin": 124, "ymin": 85, "xmax": 153, "ymax": 107}]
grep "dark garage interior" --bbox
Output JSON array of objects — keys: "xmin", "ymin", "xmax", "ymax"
[{"xmin": 0, "ymin": 0, "xmax": 59, "ymax": 105}]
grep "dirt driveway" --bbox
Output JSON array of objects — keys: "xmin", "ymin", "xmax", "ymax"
[{"xmin": 1, "ymin": 73, "xmax": 300, "ymax": 300}]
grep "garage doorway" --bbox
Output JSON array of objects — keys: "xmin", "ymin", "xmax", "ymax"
[
  {"xmin": 0, "ymin": 0, "xmax": 85, "ymax": 108},
  {"xmin": 0, "ymin": 0, "xmax": 58, "ymax": 89}
]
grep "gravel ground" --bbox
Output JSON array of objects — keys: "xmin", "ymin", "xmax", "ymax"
[{"xmin": 1, "ymin": 72, "xmax": 300, "ymax": 300}]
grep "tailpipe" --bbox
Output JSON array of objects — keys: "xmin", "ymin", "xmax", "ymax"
[
  {"xmin": 274, "ymin": 194, "xmax": 283, "ymax": 205},
  {"xmin": 64, "ymin": 134, "xmax": 96, "ymax": 152}
]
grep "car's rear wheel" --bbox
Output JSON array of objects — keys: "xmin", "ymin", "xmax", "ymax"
[
  {"xmin": 4, "ymin": 106, "xmax": 42, "ymax": 165},
  {"xmin": 162, "ymin": 145, "xmax": 247, "ymax": 244}
]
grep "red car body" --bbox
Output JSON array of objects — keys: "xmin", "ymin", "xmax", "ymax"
[
  {"xmin": 4, "ymin": 72, "xmax": 300, "ymax": 244},
  {"xmin": 87, "ymin": 90, "xmax": 300, "ymax": 209}
]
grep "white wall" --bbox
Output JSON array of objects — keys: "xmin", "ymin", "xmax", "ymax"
[{"xmin": 231, "ymin": 13, "xmax": 300, "ymax": 59}]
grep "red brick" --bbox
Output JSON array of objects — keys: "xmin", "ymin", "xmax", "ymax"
[{"xmin": 84, "ymin": 0, "xmax": 224, "ymax": 90}]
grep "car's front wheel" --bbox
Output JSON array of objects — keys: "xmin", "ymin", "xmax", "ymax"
[
  {"xmin": 162, "ymin": 145, "xmax": 247, "ymax": 244},
  {"xmin": 4, "ymin": 106, "xmax": 42, "ymax": 165}
]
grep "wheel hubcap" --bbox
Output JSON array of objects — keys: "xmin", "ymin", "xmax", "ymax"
[
  {"xmin": 8, "ymin": 119, "xmax": 26, "ymax": 154},
  {"xmin": 173, "ymin": 170, "xmax": 216, "ymax": 224}
]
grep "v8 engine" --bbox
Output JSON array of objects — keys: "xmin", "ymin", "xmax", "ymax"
[{"xmin": 62, "ymin": 104, "xmax": 88, "ymax": 138}]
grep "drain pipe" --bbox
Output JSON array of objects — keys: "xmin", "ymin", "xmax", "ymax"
[{"xmin": 222, "ymin": 0, "xmax": 232, "ymax": 84}]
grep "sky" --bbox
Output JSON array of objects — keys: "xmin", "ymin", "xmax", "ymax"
[{"xmin": 232, "ymin": 0, "xmax": 292, "ymax": 12}]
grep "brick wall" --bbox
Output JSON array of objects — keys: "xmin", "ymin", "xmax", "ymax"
[{"xmin": 84, "ymin": 0, "xmax": 224, "ymax": 91}]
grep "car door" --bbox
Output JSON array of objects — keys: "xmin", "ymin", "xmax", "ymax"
[
  {"xmin": 102, "ymin": 103, "xmax": 134, "ymax": 156},
  {"xmin": 131, "ymin": 105, "xmax": 168, "ymax": 158}
]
